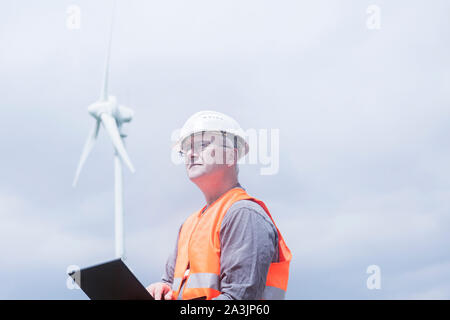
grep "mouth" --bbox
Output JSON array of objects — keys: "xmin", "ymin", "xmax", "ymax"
[{"xmin": 188, "ymin": 163, "xmax": 202, "ymax": 169}]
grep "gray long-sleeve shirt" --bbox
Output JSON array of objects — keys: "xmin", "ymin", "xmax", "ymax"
[{"xmin": 161, "ymin": 193, "xmax": 279, "ymax": 300}]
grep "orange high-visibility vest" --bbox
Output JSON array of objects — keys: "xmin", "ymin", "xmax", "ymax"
[{"xmin": 172, "ymin": 187, "xmax": 292, "ymax": 300}]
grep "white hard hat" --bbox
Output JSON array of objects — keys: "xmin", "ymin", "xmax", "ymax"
[{"xmin": 174, "ymin": 110, "xmax": 249, "ymax": 159}]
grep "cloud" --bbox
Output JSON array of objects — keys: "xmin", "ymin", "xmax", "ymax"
[
  {"xmin": 389, "ymin": 261, "xmax": 450, "ymax": 299},
  {"xmin": 1, "ymin": 0, "xmax": 450, "ymax": 299}
]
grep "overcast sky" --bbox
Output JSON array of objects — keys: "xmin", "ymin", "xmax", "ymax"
[{"xmin": 1, "ymin": 0, "xmax": 449, "ymax": 299}]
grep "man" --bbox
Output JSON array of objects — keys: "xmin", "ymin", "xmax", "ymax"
[{"xmin": 147, "ymin": 111, "xmax": 291, "ymax": 300}]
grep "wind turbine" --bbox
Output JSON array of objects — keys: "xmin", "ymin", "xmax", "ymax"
[{"xmin": 73, "ymin": 0, "xmax": 135, "ymax": 260}]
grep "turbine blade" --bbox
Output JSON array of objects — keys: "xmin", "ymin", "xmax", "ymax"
[
  {"xmin": 73, "ymin": 120, "xmax": 101, "ymax": 187},
  {"xmin": 100, "ymin": 0, "xmax": 117, "ymax": 101},
  {"xmin": 100, "ymin": 113, "xmax": 135, "ymax": 173}
]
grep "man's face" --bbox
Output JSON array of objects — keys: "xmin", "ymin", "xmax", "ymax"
[{"xmin": 181, "ymin": 132, "xmax": 236, "ymax": 181}]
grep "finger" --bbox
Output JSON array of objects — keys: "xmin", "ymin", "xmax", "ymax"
[
  {"xmin": 160, "ymin": 285, "xmax": 170, "ymax": 300},
  {"xmin": 164, "ymin": 290, "xmax": 173, "ymax": 300},
  {"xmin": 146, "ymin": 285, "xmax": 155, "ymax": 297},
  {"xmin": 154, "ymin": 286, "xmax": 162, "ymax": 300}
]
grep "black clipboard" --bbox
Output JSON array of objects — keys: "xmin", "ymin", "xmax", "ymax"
[{"xmin": 68, "ymin": 258, "xmax": 154, "ymax": 300}]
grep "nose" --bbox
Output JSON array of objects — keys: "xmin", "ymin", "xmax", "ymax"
[{"xmin": 185, "ymin": 148, "xmax": 198, "ymax": 164}]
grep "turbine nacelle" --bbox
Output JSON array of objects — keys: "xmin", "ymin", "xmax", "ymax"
[
  {"xmin": 88, "ymin": 96, "xmax": 134, "ymax": 125},
  {"xmin": 116, "ymin": 105, "xmax": 134, "ymax": 124}
]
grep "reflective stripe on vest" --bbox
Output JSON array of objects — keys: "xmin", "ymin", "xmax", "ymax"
[
  {"xmin": 186, "ymin": 273, "xmax": 220, "ymax": 291},
  {"xmin": 175, "ymin": 274, "xmax": 286, "ymax": 299}
]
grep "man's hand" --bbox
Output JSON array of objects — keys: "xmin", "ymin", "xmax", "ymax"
[{"xmin": 146, "ymin": 282, "xmax": 173, "ymax": 300}]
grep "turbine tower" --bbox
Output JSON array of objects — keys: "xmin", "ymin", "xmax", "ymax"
[{"xmin": 73, "ymin": 0, "xmax": 134, "ymax": 260}]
